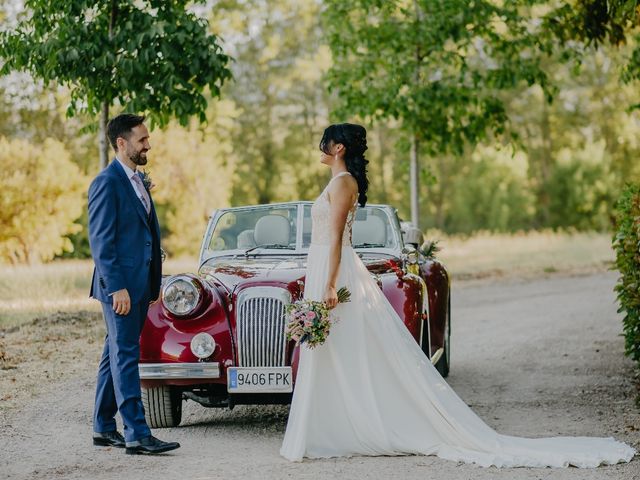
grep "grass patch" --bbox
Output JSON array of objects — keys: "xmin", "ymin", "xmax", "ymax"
[
  {"xmin": 0, "ymin": 257, "xmax": 199, "ymax": 329},
  {"xmin": 434, "ymin": 230, "xmax": 613, "ymax": 279}
]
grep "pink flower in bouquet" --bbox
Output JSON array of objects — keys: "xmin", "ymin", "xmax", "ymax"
[{"xmin": 284, "ymin": 287, "xmax": 351, "ymax": 349}]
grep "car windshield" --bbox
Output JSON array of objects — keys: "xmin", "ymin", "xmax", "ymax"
[
  {"xmin": 208, "ymin": 205, "xmax": 298, "ymax": 252},
  {"xmin": 206, "ymin": 203, "xmax": 399, "ymax": 254},
  {"xmin": 301, "ymin": 204, "xmax": 398, "ymax": 249}
]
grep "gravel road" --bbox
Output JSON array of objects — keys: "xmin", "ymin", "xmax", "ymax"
[{"xmin": 2, "ymin": 272, "xmax": 639, "ymax": 480}]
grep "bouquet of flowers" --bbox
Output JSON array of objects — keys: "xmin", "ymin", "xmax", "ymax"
[{"xmin": 284, "ymin": 287, "xmax": 351, "ymax": 349}]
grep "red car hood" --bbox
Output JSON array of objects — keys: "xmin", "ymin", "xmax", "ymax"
[
  {"xmin": 199, "ymin": 256, "xmax": 307, "ymax": 288},
  {"xmin": 198, "ymin": 254, "xmax": 396, "ymax": 290}
]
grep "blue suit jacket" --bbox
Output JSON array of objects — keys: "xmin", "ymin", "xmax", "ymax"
[{"xmin": 88, "ymin": 160, "xmax": 162, "ymax": 304}]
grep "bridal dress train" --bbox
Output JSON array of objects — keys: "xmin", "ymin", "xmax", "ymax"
[{"xmin": 280, "ymin": 172, "xmax": 636, "ymax": 467}]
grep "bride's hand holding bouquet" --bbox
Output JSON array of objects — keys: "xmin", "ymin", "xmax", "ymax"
[
  {"xmin": 324, "ymin": 284, "xmax": 338, "ymax": 309},
  {"xmin": 284, "ymin": 287, "xmax": 351, "ymax": 349}
]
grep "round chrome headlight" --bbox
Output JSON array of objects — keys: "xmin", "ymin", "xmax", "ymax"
[
  {"xmin": 190, "ymin": 332, "xmax": 216, "ymax": 359},
  {"xmin": 162, "ymin": 275, "xmax": 203, "ymax": 316}
]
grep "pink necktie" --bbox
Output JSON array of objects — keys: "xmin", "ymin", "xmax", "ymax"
[{"xmin": 132, "ymin": 174, "xmax": 151, "ymax": 214}]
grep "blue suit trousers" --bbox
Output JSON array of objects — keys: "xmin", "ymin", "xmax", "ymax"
[{"xmin": 93, "ymin": 288, "xmax": 151, "ymax": 442}]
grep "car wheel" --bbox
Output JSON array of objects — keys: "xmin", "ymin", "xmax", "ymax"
[
  {"xmin": 435, "ymin": 292, "xmax": 451, "ymax": 378},
  {"xmin": 142, "ymin": 385, "xmax": 182, "ymax": 428}
]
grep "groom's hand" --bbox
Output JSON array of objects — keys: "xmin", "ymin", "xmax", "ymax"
[{"xmin": 112, "ymin": 288, "xmax": 131, "ymax": 315}]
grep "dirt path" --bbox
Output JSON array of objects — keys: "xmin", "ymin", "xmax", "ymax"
[{"xmin": 1, "ymin": 272, "xmax": 639, "ymax": 479}]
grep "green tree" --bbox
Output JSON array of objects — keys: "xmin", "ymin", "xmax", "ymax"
[
  {"xmin": 211, "ymin": 0, "xmax": 331, "ymax": 206},
  {"xmin": 0, "ymin": 0, "xmax": 231, "ymax": 169},
  {"xmin": 148, "ymin": 99, "xmax": 238, "ymax": 256},
  {"xmin": 545, "ymin": 1, "xmax": 640, "ymax": 105},
  {"xmin": 545, "ymin": 142, "xmax": 616, "ymax": 230},
  {"xmin": 323, "ymin": 0, "xmax": 551, "ymax": 227},
  {"xmin": 505, "ymin": 43, "xmax": 640, "ymax": 230},
  {"xmin": 545, "ymin": 1, "xmax": 635, "ymax": 49},
  {"xmin": 444, "ymin": 145, "xmax": 534, "ymax": 233},
  {"xmin": 0, "ymin": 136, "xmax": 87, "ymax": 263}
]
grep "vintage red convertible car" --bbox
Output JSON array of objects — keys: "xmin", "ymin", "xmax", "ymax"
[{"xmin": 139, "ymin": 201, "xmax": 450, "ymax": 427}]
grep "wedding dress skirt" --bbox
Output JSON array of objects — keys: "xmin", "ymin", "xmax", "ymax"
[{"xmin": 280, "ymin": 243, "xmax": 636, "ymax": 467}]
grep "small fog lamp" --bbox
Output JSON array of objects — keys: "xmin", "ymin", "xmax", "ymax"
[{"xmin": 190, "ymin": 332, "xmax": 216, "ymax": 359}]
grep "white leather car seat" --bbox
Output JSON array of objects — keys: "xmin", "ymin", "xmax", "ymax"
[
  {"xmin": 236, "ymin": 229, "xmax": 256, "ymax": 248},
  {"xmin": 253, "ymin": 215, "xmax": 291, "ymax": 246},
  {"xmin": 352, "ymin": 215, "xmax": 386, "ymax": 246}
]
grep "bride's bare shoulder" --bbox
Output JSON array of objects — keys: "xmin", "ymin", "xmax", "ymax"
[{"xmin": 329, "ymin": 174, "xmax": 358, "ymax": 197}]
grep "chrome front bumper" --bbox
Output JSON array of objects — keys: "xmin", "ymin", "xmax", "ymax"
[{"xmin": 139, "ymin": 362, "xmax": 221, "ymax": 380}]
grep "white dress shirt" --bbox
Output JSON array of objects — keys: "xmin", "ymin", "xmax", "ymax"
[{"xmin": 116, "ymin": 157, "xmax": 147, "ymax": 209}]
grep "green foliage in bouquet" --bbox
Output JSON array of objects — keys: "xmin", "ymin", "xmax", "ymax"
[
  {"xmin": 336, "ymin": 286, "xmax": 351, "ymax": 304},
  {"xmin": 613, "ymin": 183, "xmax": 640, "ymax": 369}
]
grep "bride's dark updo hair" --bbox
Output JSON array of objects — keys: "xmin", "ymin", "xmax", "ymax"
[{"xmin": 319, "ymin": 123, "xmax": 369, "ymax": 207}]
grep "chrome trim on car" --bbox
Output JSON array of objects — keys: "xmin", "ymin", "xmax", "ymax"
[
  {"xmin": 236, "ymin": 287, "xmax": 291, "ymax": 368},
  {"xmin": 199, "ymin": 209, "xmax": 218, "ymax": 265},
  {"xmin": 413, "ymin": 274, "xmax": 431, "ymax": 357},
  {"xmin": 295, "ymin": 202, "xmax": 304, "ymax": 250},
  {"xmin": 139, "ymin": 362, "xmax": 221, "ymax": 379},
  {"xmin": 430, "ymin": 348, "xmax": 444, "ymax": 365}
]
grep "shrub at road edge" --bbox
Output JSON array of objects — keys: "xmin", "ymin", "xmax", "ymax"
[{"xmin": 613, "ymin": 183, "xmax": 640, "ymax": 372}]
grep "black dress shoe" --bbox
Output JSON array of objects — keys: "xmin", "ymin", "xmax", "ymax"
[
  {"xmin": 93, "ymin": 430, "xmax": 125, "ymax": 448},
  {"xmin": 125, "ymin": 435, "xmax": 180, "ymax": 455}
]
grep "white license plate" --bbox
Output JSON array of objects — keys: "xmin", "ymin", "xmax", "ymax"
[{"xmin": 227, "ymin": 367, "xmax": 293, "ymax": 393}]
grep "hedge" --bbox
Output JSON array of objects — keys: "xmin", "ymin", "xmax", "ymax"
[{"xmin": 613, "ymin": 183, "xmax": 640, "ymax": 368}]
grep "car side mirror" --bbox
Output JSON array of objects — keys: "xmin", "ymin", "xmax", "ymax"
[{"xmin": 400, "ymin": 223, "xmax": 424, "ymax": 249}]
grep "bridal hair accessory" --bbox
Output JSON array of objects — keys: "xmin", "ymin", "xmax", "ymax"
[{"xmin": 284, "ymin": 287, "xmax": 351, "ymax": 348}]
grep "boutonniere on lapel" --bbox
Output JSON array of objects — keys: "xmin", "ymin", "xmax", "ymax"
[{"xmin": 140, "ymin": 170, "xmax": 155, "ymax": 191}]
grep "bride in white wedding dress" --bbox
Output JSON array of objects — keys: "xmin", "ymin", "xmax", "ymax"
[{"xmin": 280, "ymin": 123, "xmax": 636, "ymax": 467}]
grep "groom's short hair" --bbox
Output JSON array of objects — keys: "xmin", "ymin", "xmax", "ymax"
[{"xmin": 107, "ymin": 113, "xmax": 146, "ymax": 151}]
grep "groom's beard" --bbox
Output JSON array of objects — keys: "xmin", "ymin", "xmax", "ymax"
[{"xmin": 129, "ymin": 150, "xmax": 148, "ymax": 166}]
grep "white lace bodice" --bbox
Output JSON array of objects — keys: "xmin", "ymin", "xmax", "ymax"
[{"xmin": 311, "ymin": 172, "xmax": 358, "ymax": 246}]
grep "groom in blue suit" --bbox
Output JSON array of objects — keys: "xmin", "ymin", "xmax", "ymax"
[{"xmin": 88, "ymin": 113, "xmax": 179, "ymax": 455}]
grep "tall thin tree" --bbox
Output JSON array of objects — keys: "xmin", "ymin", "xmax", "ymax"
[
  {"xmin": 323, "ymin": 0, "xmax": 551, "ymax": 228},
  {"xmin": 0, "ymin": 1, "xmax": 231, "ymax": 169}
]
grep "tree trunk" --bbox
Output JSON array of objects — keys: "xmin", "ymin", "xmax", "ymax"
[
  {"xmin": 410, "ymin": 133, "xmax": 420, "ymax": 226},
  {"xmin": 376, "ymin": 125, "xmax": 389, "ymax": 203},
  {"xmin": 537, "ymin": 96, "xmax": 553, "ymax": 226},
  {"xmin": 410, "ymin": 0, "xmax": 423, "ymax": 228},
  {"xmin": 434, "ymin": 154, "xmax": 447, "ymax": 230},
  {"xmin": 98, "ymin": 0, "xmax": 117, "ymax": 170},
  {"xmin": 99, "ymin": 101, "xmax": 109, "ymax": 170}
]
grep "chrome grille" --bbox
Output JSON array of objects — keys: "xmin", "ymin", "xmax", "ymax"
[{"xmin": 236, "ymin": 287, "xmax": 291, "ymax": 367}]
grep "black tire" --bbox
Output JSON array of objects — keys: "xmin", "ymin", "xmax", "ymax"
[
  {"xmin": 142, "ymin": 385, "xmax": 182, "ymax": 428},
  {"xmin": 435, "ymin": 292, "xmax": 451, "ymax": 378}
]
